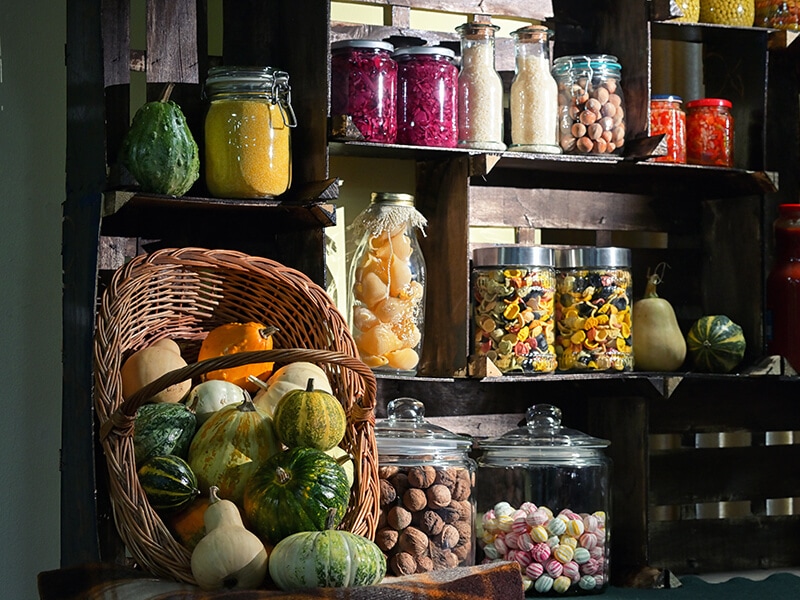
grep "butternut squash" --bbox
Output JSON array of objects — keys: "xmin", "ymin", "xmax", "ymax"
[{"xmin": 632, "ymin": 265, "xmax": 686, "ymax": 371}]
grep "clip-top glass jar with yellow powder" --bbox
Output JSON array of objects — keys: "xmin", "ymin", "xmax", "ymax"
[{"xmin": 204, "ymin": 66, "xmax": 296, "ymax": 198}]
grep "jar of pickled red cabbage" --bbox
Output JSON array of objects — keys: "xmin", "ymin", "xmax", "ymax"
[
  {"xmin": 330, "ymin": 39, "xmax": 397, "ymax": 143},
  {"xmin": 349, "ymin": 192, "xmax": 427, "ymax": 375},
  {"xmin": 204, "ymin": 66, "xmax": 296, "ymax": 198},
  {"xmin": 394, "ymin": 46, "xmax": 459, "ymax": 148}
]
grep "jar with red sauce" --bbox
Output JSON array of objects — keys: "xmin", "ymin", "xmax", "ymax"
[
  {"xmin": 649, "ymin": 94, "xmax": 686, "ymax": 163},
  {"xmin": 766, "ymin": 204, "xmax": 800, "ymax": 372},
  {"xmin": 331, "ymin": 40, "xmax": 397, "ymax": 143},
  {"xmin": 394, "ymin": 46, "xmax": 459, "ymax": 148},
  {"xmin": 686, "ymin": 98, "xmax": 734, "ymax": 167}
]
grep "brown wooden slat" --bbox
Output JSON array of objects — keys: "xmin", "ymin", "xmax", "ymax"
[
  {"xmin": 650, "ymin": 444, "xmax": 800, "ymax": 505},
  {"xmin": 101, "ymin": 0, "xmax": 130, "ymax": 86},
  {"xmin": 649, "ymin": 515, "xmax": 800, "ymax": 573},
  {"xmin": 145, "ymin": 0, "xmax": 200, "ymax": 83},
  {"xmin": 337, "ymin": 0, "xmax": 554, "ymax": 20}
]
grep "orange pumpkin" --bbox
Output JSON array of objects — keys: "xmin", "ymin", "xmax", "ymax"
[
  {"xmin": 166, "ymin": 495, "xmax": 210, "ymax": 551},
  {"xmin": 198, "ymin": 322, "xmax": 278, "ymax": 391}
]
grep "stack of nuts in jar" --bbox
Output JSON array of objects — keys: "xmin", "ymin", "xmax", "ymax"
[{"xmin": 376, "ymin": 464, "xmax": 474, "ymax": 575}]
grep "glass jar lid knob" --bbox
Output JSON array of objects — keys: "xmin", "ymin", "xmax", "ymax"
[{"xmin": 387, "ymin": 397, "xmax": 425, "ymax": 423}]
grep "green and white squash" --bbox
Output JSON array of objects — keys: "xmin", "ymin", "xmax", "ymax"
[
  {"xmin": 273, "ymin": 378, "xmax": 347, "ymax": 451},
  {"xmin": 686, "ymin": 315, "xmax": 746, "ymax": 373},
  {"xmin": 185, "ymin": 380, "xmax": 251, "ymax": 425},
  {"xmin": 243, "ymin": 446, "xmax": 351, "ymax": 546},
  {"xmin": 269, "ymin": 509, "xmax": 386, "ymax": 591},
  {"xmin": 138, "ymin": 454, "xmax": 200, "ymax": 512},
  {"xmin": 252, "ymin": 361, "xmax": 333, "ymax": 417},
  {"xmin": 133, "ymin": 402, "xmax": 197, "ymax": 466},
  {"xmin": 188, "ymin": 396, "xmax": 280, "ymax": 507}
]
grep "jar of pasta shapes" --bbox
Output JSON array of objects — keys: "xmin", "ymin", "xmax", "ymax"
[
  {"xmin": 349, "ymin": 192, "xmax": 427, "ymax": 375},
  {"xmin": 700, "ymin": 0, "xmax": 755, "ymax": 25},
  {"xmin": 554, "ymin": 246, "xmax": 633, "ymax": 372},
  {"xmin": 204, "ymin": 66, "xmax": 295, "ymax": 198},
  {"xmin": 686, "ymin": 98, "xmax": 734, "ymax": 167},
  {"xmin": 755, "ymin": 1, "xmax": 800, "ymax": 29},
  {"xmin": 649, "ymin": 94, "xmax": 686, "ymax": 163},
  {"xmin": 471, "ymin": 245, "xmax": 557, "ymax": 374},
  {"xmin": 375, "ymin": 397, "xmax": 476, "ymax": 576},
  {"xmin": 508, "ymin": 25, "xmax": 560, "ymax": 154},
  {"xmin": 394, "ymin": 46, "xmax": 459, "ymax": 148},
  {"xmin": 552, "ymin": 54, "xmax": 625, "ymax": 155},
  {"xmin": 330, "ymin": 39, "xmax": 397, "ymax": 143},
  {"xmin": 476, "ymin": 404, "xmax": 611, "ymax": 596},
  {"xmin": 456, "ymin": 22, "xmax": 505, "ymax": 151}
]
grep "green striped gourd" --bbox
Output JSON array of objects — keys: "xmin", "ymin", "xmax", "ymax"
[
  {"xmin": 273, "ymin": 378, "xmax": 347, "ymax": 451},
  {"xmin": 686, "ymin": 314, "xmax": 746, "ymax": 373},
  {"xmin": 133, "ymin": 402, "xmax": 197, "ymax": 466},
  {"xmin": 138, "ymin": 454, "xmax": 200, "ymax": 511}
]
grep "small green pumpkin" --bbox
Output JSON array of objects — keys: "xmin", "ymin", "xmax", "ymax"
[
  {"xmin": 138, "ymin": 454, "xmax": 200, "ymax": 512},
  {"xmin": 243, "ymin": 446, "xmax": 350, "ymax": 546},
  {"xmin": 269, "ymin": 509, "xmax": 386, "ymax": 591},
  {"xmin": 273, "ymin": 378, "xmax": 347, "ymax": 451},
  {"xmin": 133, "ymin": 402, "xmax": 197, "ymax": 466},
  {"xmin": 686, "ymin": 315, "xmax": 746, "ymax": 373},
  {"xmin": 120, "ymin": 83, "xmax": 200, "ymax": 196}
]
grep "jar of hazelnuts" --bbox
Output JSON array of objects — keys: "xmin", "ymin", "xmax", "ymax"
[
  {"xmin": 552, "ymin": 54, "xmax": 626, "ymax": 155},
  {"xmin": 374, "ymin": 397, "xmax": 476, "ymax": 577}
]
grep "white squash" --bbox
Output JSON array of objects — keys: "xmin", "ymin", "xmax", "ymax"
[
  {"xmin": 252, "ymin": 361, "xmax": 332, "ymax": 417},
  {"xmin": 185, "ymin": 380, "xmax": 251, "ymax": 424}
]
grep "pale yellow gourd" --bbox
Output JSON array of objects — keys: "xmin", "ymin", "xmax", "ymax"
[
  {"xmin": 190, "ymin": 486, "xmax": 269, "ymax": 591},
  {"xmin": 121, "ymin": 339, "xmax": 191, "ymax": 403},
  {"xmin": 632, "ymin": 266, "xmax": 687, "ymax": 372}
]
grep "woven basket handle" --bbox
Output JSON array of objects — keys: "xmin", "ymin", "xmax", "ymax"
[{"xmin": 100, "ymin": 348, "xmax": 376, "ymax": 441}]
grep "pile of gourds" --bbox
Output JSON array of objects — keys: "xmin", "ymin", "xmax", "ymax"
[{"xmin": 123, "ymin": 321, "xmax": 385, "ymax": 591}]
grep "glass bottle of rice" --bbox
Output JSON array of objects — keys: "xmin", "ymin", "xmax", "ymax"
[
  {"xmin": 508, "ymin": 25, "xmax": 561, "ymax": 154},
  {"xmin": 455, "ymin": 22, "xmax": 506, "ymax": 151}
]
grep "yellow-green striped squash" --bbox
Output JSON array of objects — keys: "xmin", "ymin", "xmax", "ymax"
[{"xmin": 686, "ymin": 315, "xmax": 746, "ymax": 373}]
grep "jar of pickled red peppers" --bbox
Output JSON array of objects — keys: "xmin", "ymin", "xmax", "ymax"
[
  {"xmin": 686, "ymin": 98, "xmax": 734, "ymax": 167},
  {"xmin": 375, "ymin": 398, "xmax": 476, "ymax": 576},
  {"xmin": 394, "ymin": 46, "xmax": 459, "ymax": 148},
  {"xmin": 554, "ymin": 247, "xmax": 633, "ymax": 372},
  {"xmin": 330, "ymin": 40, "xmax": 397, "ymax": 143},
  {"xmin": 349, "ymin": 192, "xmax": 427, "ymax": 374},
  {"xmin": 476, "ymin": 404, "xmax": 611, "ymax": 596},
  {"xmin": 649, "ymin": 94, "xmax": 686, "ymax": 163},
  {"xmin": 204, "ymin": 66, "xmax": 296, "ymax": 198},
  {"xmin": 700, "ymin": 0, "xmax": 755, "ymax": 25},
  {"xmin": 755, "ymin": 0, "xmax": 800, "ymax": 29},
  {"xmin": 471, "ymin": 246, "xmax": 557, "ymax": 374},
  {"xmin": 456, "ymin": 22, "xmax": 506, "ymax": 151}
]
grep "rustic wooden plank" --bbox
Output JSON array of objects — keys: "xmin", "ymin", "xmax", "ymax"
[
  {"xmin": 336, "ymin": 0, "xmax": 554, "ymax": 20},
  {"xmin": 650, "ymin": 444, "xmax": 800, "ymax": 505},
  {"xmin": 649, "ymin": 515, "xmax": 800, "ymax": 573},
  {"xmin": 383, "ymin": 5, "xmax": 410, "ymax": 27},
  {"xmin": 101, "ymin": 0, "xmax": 130, "ymax": 86},
  {"xmin": 145, "ymin": 0, "xmax": 200, "ymax": 83}
]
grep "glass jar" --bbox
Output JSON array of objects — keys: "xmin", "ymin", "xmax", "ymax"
[
  {"xmin": 552, "ymin": 54, "xmax": 625, "ymax": 155},
  {"xmin": 554, "ymin": 247, "xmax": 633, "ymax": 372},
  {"xmin": 755, "ymin": 0, "xmax": 800, "ymax": 29},
  {"xmin": 700, "ymin": 0, "xmax": 755, "ymax": 25},
  {"xmin": 349, "ymin": 192, "xmax": 427, "ymax": 375},
  {"xmin": 649, "ymin": 94, "xmax": 687, "ymax": 163},
  {"xmin": 375, "ymin": 398, "xmax": 476, "ymax": 576},
  {"xmin": 508, "ymin": 25, "xmax": 561, "ymax": 154},
  {"xmin": 330, "ymin": 39, "xmax": 397, "ymax": 143},
  {"xmin": 674, "ymin": 0, "xmax": 701, "ymax": 21},
  {"xmin": 766, "ymin": 204, "xmax": 800, "ymax": 371},
  {"xmin": 204, "ymin": 66, "xmax": 296, "ymax": 198},
  {"xmin": 476, "ymin": 404, "xmax": 611, "ymax": 596},
  {"xmin": 471, "ymin": 245, "xmax": 557, "ymax": 374},
  {"xmin": 686, "ymin": 98, "xmax": 734, "ymax": 167},
  {"xmin": 394, "ymin": 46, "xmax": 459, "ymax": 148},
  {"xmin": 456, "ymin": 23, "xmax": 506, "ymax": 151}
]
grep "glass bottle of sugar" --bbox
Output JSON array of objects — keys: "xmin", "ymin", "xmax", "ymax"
[
  {"xmin": 509, "ymin": 25, "xmax": 561, "ymax": 154},
  {"xmin": 456, "ymin": 22, "xmax": 506, "ymax": 151}
]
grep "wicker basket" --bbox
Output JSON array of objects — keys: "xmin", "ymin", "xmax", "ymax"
[{"xmin": 93, "ymin": 247, "xmax": 379, "ymax": 584}]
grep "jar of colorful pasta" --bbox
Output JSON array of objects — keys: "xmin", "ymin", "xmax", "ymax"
[
  {"xmin": 554, "ymin": 247, "xmax": 633, "ymax": 372},
  {"xmin": 471, "ymin": 246, "xmax": 557, "ymax": 374}
]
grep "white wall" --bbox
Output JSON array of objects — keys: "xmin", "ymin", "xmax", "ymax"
[{"xmin": 0, "ymin": 2, "xmax": 64, "ymax": 599}]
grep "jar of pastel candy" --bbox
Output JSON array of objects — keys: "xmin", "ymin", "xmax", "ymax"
[{"xmin": 476, "ymin": 404, "xmax": 611, "ymax": 595}]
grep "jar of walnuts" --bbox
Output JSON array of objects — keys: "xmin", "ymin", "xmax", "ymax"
[{"xmin": 374, "ymin": 397, "xmax": 476, "ymax": 576}]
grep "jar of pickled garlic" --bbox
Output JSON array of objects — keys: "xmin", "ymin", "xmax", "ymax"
[
  {"xmin": 204, "ymin": 66, "xmax": 296, "ymax": 198},
  {"xmin": 686, "ymin": 98, "xmax": 734, "ymax": 167},
  {"xmin": 700, "ymin": 0, "xmax": 755, "ymax": 25},
  {"xmin": 755, "ymin": 0, "xmax": 800, "ymax": 29},
  {"xmin": 674, "ymin": 0, "xmax": 701, "ymax": 21},
  {"xmin": 375, "ymin": 397, "xmax": 476, "ymax": 575},
  {"xmin": 330, "ymin": 39, "xmax": 397, "ymax": 143},
  {"xmin": 649, "ymin": 94, "xmax": 686, "ymax": 163},
  {"xmin": 554, "ymin": 247, "xmax": 633, "ymax": 372},
  {"xmin": 349, "ymin": 192, "xmax": 427, "ymax": 375},
  {"xmin": 456, "ymin": 22, "xmax": 506, "ymax": 151},
  {"xmin": 508, "ymin": 25, "xmax": 561, "ymax": 154},
  {"xmin": 471, "ymin": 245, "xmax": 557, "ymax": 374},
  {"xmin": 552, "ymin": 54, "xmax": 625, "ymax": 155},
  {"xmin": 394, "ymin": 46, "xmax": 459, "ymax": 148},
  {"xmin": 476, "ymin": 404, "xmax": 611, "ymax": 595}
]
